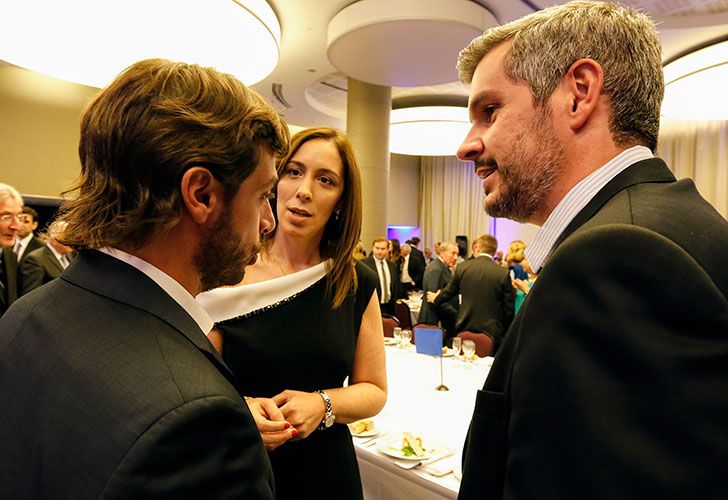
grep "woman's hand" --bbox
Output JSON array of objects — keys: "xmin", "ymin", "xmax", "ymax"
[
  {"xmin": 272, "ymin": 390, "xmax": 327, "ymax": 440},
  {"xmin": 245, "ymin": 397, "xmax": 297, "ymax": 451},
  {"xmin": 512, "ymin": 278, "xmax": 530, "ymax": 294}
]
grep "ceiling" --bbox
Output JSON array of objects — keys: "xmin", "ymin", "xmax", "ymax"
[
  {"xmin": 254, "ymin": 0, "xmax": 728, "ymax": 130},
  {"xmin": 2, "ymin": 0, "xmax": 728, "ymax": 130}
]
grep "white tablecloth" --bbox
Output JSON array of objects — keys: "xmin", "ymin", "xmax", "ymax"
[{"xmin": 355, "ymin": 345, "xmax": 492, "ymax": 500}]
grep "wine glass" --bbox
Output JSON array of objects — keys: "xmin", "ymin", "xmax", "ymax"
[
  {"xmin": 401, "ymin": 329, "xmax": 412, "ymax": 347},
  {"xmin": 462, "ymin": 340, "xmax": 476, "ymax": 361},
  {"xmin": 451, "ymin": 337, "xmax": 462, "ymax": 356}
]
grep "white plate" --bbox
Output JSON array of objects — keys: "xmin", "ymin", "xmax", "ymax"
[
  {"xmin": 384, "ymin": 338, "xmax": 398, "ymax": 346},
  {"xmin": 377, "ymin": 432, "xmax": 445, "ymax": 461},
  {"xmin": 442, "ymin": 348, "xmax": 455, "ymax": 357},
  {"xmin": 348, "ymin": 420, "xmax": 380, "ymax": 437}
]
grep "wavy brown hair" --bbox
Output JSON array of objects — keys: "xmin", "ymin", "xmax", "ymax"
[
  {"xmin": 58, "ymin": 58, "xmax": 289, "ymax": 250},
  {"xmin": 265, "ymin": 127, "xmax": 362, "ymax": 308}
]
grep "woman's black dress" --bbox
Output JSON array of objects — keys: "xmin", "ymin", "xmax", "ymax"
[{"xmin": 198, "ymin": 260, "xmax": 378, "ymax": 499}]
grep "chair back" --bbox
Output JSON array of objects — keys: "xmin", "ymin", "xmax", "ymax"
[
  {"xmin": 456, "ymin": 331, "xmax": 494, "ymax": 357},
  {"xmin": 395, "ymin": 300, "xmax": 413, "ymax": 329},
  {"xmin": 382, "ymin": 314, "xmax": 400, "ymax": 338}
]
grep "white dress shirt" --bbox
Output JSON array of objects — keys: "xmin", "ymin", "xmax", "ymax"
[
  {"xmin": 526, "ymin": 146, "xmax": 653, "ymax": 273},
  {"xmin": 400, "ymin": 253, "xmax": 413, "ymax": 284},
  {"xmin": 98, "ymin": 247, "xmax": 213, "ymax": 335},
  {"xmin": 14, "ymin": 233, "xmax": 34, "ymax": 260}
]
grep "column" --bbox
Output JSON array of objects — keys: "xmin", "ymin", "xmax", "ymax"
[{"xmin": 346, "ymin": 77, "xmax": 391, "ymax": 248}]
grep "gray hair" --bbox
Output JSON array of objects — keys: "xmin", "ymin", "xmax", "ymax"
[
  {"xmin": 457, "ymin": 0, "xmax": 663, "ymax": 151},
  {"xmin": 0, "ymin": 183, "xmax": 23, "ymax": 206}
]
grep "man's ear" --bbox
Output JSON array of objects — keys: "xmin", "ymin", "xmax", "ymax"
[
  {"xmin": 563, "ymin": 58, "xmax": 604, "ymax": 130},
  {"xmin": 180, "ymin": 167, "xmax": 224, "ymax": 224}
]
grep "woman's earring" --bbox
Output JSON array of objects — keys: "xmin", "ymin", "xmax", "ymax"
[{"xmin": 335, "ymin": 209, "xmax": 341, "ymax": 221}]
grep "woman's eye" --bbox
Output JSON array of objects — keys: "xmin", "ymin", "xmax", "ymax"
[
  {"xmin": 287, "ymin": 167, "xmax": 301, "ymax": 177},
  {"xmin": 319, "ymin": 176, "xmax": 334, "ymax": 186}
]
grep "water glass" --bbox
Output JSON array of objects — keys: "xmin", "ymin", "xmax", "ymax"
[
  {"xmin": 401, "ymin": 329, "xmax": 412, "ymax": 347},
  {"xmin": 393, "ymin": 327, "xmax": 402, "ymax": 345},
  {"xmin": 451, "ymin": 337, "xmax": 462, "ymax": 356},
  {"xmin": 462, "ymin": 340, "xmax": 476, "ymax": 361}
]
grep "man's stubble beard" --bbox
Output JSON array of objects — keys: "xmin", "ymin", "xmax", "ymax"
[
  {"xmin": 484, "ymin": 110, "xmax": 565, "ymax": 223},
  {"xmin": 194, "ymin": 207, "xmax": 260, "ymax": 293}
]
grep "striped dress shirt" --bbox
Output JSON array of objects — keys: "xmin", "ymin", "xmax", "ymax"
[{"xmin": 525, "ymin": 146, "xmax": 654, "ymax": 273}]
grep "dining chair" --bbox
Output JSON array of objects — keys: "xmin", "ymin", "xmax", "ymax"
[
  {"xmin": 381, "ymin": 314, "xmax": 400, "ymax": 338},
  {"xmin": 395, "ymin": 300, "xmax": 413, "ymax": 329},
  {"xmin": 456, "ymin": 331, "xmax": 494, "ymax": 357}
]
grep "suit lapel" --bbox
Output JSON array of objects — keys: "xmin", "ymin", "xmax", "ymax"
[
  {"xmin": 552, "ymin": 158, "xmax": 675, "ymax": 252},
  {"xmin": 44, "ymin": 246, "xmax": 65, "ymax": 276},
  {"xmin": 61, "ymin": 250, "xmax": 239, "ymax": 390}
]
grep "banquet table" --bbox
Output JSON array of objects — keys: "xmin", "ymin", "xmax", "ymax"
[{"xmin": 354, "ymin": 343, "xmax": 492, "ymax": 500}]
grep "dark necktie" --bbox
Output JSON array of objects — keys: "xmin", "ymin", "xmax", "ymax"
[{"xmin": 379, "ymin": 260, "xmax": 390, "ymax": 303}]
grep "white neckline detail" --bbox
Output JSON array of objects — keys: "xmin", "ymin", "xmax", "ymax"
[{"xmin": 197, "ymin": 260, "xmax": 330, "ymax": 323}]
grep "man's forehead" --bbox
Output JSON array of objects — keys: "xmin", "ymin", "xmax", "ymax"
[{"xmin": 0, "ymin": 199, "xmax": 21, "ymax": 212}]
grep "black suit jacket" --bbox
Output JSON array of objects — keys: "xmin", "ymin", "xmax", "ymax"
[
  {"xmin": 18, "ymin": 245, "xmax": 65, "ymax": 296},
  {"xmin": 362, "ymin": 254, "xmax": 398, "ymax": 314},
  {"xmin": 458, "ymin": 158, "xmax": 728, "ymax": 499},
  {"xmin": 0, "ymin": 250, "xmax": 274, "ymax": 499},
  {"xmin": 404, "ymin": 253, "xmax": 426, "ymax": 290},
  {"xmin": 18, "ymin": 235, "xmax": 45, "ymax": 264},
  {"xmin": 434, "ymin": 255, "xmax": 514, "ymax": 345},
  {"xmin": 0, "ymin": 247, "xmax": 18, "ymax": 316},
  {"xmin": 419, "ymin": 258, "xmax": 458, "ymax": 326}
]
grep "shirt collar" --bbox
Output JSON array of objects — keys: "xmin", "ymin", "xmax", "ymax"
[
  {"xmin": 46, "ymin": 242, "xmax": 65, "ymax": 263},
  {"xmin": 526, "ymin": 145, "xmax": 653, "ymax": 272},
  {"xmin": 98, "ymin": 247, "xmax": 213, "ymax": 335}
]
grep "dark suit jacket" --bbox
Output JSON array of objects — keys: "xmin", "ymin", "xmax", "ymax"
[
  {"xmin": 459, "ymin": 158, "xmax": 728, "ymax": 500},
  {"xmin": 409, "ymin": 246, "xmax": 427, "ymax": 280},
  {"xmin": 0, "ymin": 247, "xmax": 18, "ymax": 316},
  {"xmin": 419, "ymin": 258, "xmax": 458, "ymax": 327},
  {"xmin": 404, "ymin": 252, "xmax": 426, "ymax": 290},
  {"xmin": 0, "ymin": 250, "xmax": 274, "ymax": 499},
  {"xmin": 434, "ymin": 255, "xmax": 514, "ymax": 346},
  {"xmin": 362, "ymin": 254, "xmax": 398, "ymax": 314},
  {"xmin": 18, "ymin": 245, "xmax": 65, "ymax": 296},
  {"xmin": 18, "ymin": 235, "xmax": 45, "ymax": 264}
]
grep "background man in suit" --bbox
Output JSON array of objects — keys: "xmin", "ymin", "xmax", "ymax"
[
  {"xmin": 398, "ymin": 243, "xmax": 425, "ymax": 296},
  {"xmin": 455, "ymin": 3, "xmax": 728, "ymax": 499},
  {"xmin": 429, "ymin": 235, "xmax": 514, "ymax": 350},
  {"xmin": 418, "ymin": 241, "xmax": 459, "ymax": 340},
  {"xmin": 14, "ymin": 206, "xmax": 45, "ymax": 264},
  {"xmin": 0, "ymin": 183, "xmax": 22, "ymax": 316},
  {"xmin": 18, "ymin": 220, "xmax": 75, "ymax": 295},
  {"xmin": 363, "ymin": 236, "xmax": 398, "ymax": 315},
  {"xmin": 0, "ymin": 58, "xmax": 289, "ymax": 499},
  {"xmin": 407, "ymin": 236, "xmax": 427, "ymax": 271}
]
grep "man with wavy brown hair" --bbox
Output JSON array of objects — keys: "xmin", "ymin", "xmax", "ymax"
[
  {"xmin": 456, "ymin": 2, "xmax": 728, "ymax": 499},
  {"xmin": 0, "ymin": 59, "xmax": 288, "ymax": 499}
]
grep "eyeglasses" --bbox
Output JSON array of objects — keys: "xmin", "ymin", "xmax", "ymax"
[{"xmin": 0, "ymin": 213, "xmax": 26, "ymax": 224}]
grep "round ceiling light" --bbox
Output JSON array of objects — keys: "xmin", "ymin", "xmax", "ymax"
[
  {"xmin": 327, "ymin": 0, "xmax": 497, "ymax": 87},
  {"xmin": 662, "ymin": 39, "xmax": 728, "ymax": 120},
  {"xmin": 390, "ymin": 106, "xmax": 470, "ymax": 156},
  {"xmin": 0, "ymin": 0, "xmax": 281, "ymax": 88}
]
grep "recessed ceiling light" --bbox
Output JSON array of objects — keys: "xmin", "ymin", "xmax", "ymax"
[{"xmin": 0, "ymin": 0, "xmax": 280, "ymax": 88}]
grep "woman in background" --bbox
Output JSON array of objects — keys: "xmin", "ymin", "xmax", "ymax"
[
  {"xmin": 506, "ymin": 240, "xmax": 529, "ymax": 280},
  {"xmin": 198, "ymin": 127, "xmax": 386, "ymax": 499}
]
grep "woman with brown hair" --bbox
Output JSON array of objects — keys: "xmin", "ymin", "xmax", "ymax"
[{"xmin": 198, "ymin": 127, "xmax": 386, "ymax": 499}]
